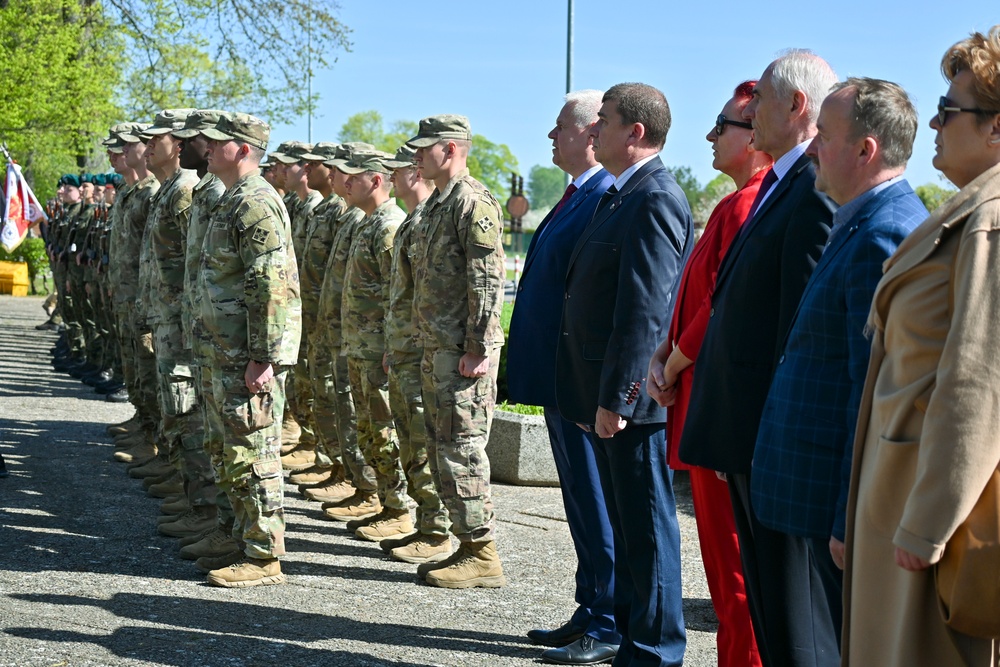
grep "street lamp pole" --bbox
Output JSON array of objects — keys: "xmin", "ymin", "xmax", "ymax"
[{"xmin": 566, "ymin": 0, "xmax": 574, "ymax": 95}]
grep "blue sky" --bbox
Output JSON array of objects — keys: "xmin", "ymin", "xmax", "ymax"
[{"xmin": 271, "ymin": 2, "xmax": 998, "ymax": 194}]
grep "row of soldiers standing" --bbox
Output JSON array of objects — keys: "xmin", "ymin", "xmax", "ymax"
[{"xmin": 44, "ymin": 109, "xmax": 509, "ymax": 589}]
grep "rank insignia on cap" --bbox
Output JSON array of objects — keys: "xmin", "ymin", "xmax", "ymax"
[
  {"xmin": 476, "ymin": 217, "xmax": 494, "ymax": 232},
  {"xmin": 252, "ymin": 226, "xmax": 271, "ymax": 244}
]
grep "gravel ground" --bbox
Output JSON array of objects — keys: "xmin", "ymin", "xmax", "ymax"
[{"xmin": 0, "ymin": 294, "xmax": 718, "ymax": 666}]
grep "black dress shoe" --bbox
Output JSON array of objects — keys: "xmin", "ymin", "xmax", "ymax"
[
  {"xmin": 95, "ymin": 381, "xmax": 124, "ymax": 395},
  {"xmin": 106, "ymin": 387, "xmax": 130, "ymax": 403},
  {"xmin": 540, "ymin": 636, "xmax": 618, "ymax": 665},
  {"xmin": 527, "ymin": 621, "xmax": 587, "ymax": 647}
]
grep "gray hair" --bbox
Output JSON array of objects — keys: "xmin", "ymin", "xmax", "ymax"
[
  {"xmin": 770, "ymin": 49, "xmax": 839, "ymax": 123},
  {"xmin": 833, "ymin": 77, "xmax": 917, "ymax": 169},
  {"xmin": 564, "ymin": 89, "xmax": 604, "ymax": 127}
]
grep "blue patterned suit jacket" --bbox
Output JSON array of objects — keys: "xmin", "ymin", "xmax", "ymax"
[{"xmin": 750, "ymin": 179, "xmax": 926, "ymax": 541}]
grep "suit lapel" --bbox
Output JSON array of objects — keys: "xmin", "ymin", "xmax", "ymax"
[{"xmin": 567, "ymin": 158, "xmax": 662, "ymax": 272}]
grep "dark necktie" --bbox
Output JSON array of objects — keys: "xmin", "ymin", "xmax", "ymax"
[
  {"xmin": 597, "ymin": 184, "xmax": 619, "ymax": 211},
  {"xmin": 552, "ymin": 183, "xmax": 578, "ymax": 216},
  {"xmin": 743, "ymin": 168, "xmax": 778, "ymax": 225}
]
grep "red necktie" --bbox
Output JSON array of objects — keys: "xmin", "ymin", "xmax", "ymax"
[{"xmin": 552, "ymin": 184, "xmax": 578, "ymax": 216}]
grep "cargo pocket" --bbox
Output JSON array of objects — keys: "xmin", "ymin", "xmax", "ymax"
[
  {"xmin": 249, "ymin": 391, "xmax": 275, "ymax": 429},
  {"xmin": 252, "ymin": 459, "xmax": 284, "ymax": 512}
]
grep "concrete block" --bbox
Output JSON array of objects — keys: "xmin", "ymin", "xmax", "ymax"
[{"xmin": 486, "ymin": 410, "xmax": 559, "ymax": 487}]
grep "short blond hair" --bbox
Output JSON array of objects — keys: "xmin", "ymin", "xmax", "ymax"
[{"xmin": 941, "ymin": 24, "xmax": 1000, "ymax": 115}]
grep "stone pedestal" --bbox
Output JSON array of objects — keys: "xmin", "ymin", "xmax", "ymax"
[{"xmin": 486, "ymin": 410, "xmax": 559, "ymax": 487}]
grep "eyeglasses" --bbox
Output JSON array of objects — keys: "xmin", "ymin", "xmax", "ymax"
[
  {"xmin": 937, "ymin": 96, "xmax": 1000, "ymax": 126},
  {"xmin": 715, "ymin": 114, "xmax": 753, "ymax": 136}
]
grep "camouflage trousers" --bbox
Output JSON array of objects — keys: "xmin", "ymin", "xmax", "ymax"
[
  {"xmin": 154, "ymin": 323, "xmax": 215, "ymax": 508},
  {"xmin": 389, "ymin": 357, "xmax": 449, "ymax": 536},
  {"xmin": 309, "ymin": 342, "xmax": 375, "ymax": 492},
  {"xmin": 286, "ymin": 342, "xmax": 318, "ymax": 448},
  {"xmin": 127, "ymin": 303, "xmax": 161, "ymax": 435},
  {"xmin": 196, "ymin": 364, "xmax": 235, "ymax": 529},
  {"xmin": 113, "ymin": 305, "xmax": 137, "ymax": 398},
  {"xmin": 347, "ymin": 356, "xmax": 408, "ymax": 510},
  {"xmin": 202, "ymin": 361, "xmax": 286, "ymax": 559},
  {"xmin": 421, "ymin": 346, "xmax": 499, "ymax": 543}
]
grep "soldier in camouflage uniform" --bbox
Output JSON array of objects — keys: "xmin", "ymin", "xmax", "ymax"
[
  {"xmin": 134, "ymin": 110, "xmax": 222, "ymax": 541},
  {"xmin": 407, "ymin": 115, "xmax": 507, "ymax": 588},
  {"xmin": 197, "ymin": 113, "xmax": 301, "ymax": 587},
  {"xmin": 62, "ymin": 175, "xmax": 97, "ymax": 372},
  {"xmin": 276, "ymin": 141, "xmax": 322, "ymax": 473},
  {"xmin": 170, "ymin": 110, "xmax": 240, "ymax": 566},
  {"xmin": 111, "ymin": 124, "xmax": 162, "ymax": 466},
  {"xmin": 313, "ymin": 144, "xmax": 380, "ymax": 518},
  {"xmin": 336, "ymin": 151, "xmax": 412, "ymax": 540},
  {"xmin": 379, "ymin": 145, "xmax": 453, "ymax": 564},
  {"xmin": 286, "ymin": 142, "xmax": 353, "ymax": 496}
]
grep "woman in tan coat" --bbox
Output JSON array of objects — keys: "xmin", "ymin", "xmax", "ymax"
[{"xmin": 842, "ymin": 26, "xmax": 1000, "ymax": 667}]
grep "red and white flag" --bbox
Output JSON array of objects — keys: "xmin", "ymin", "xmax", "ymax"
[{"xmin": 2, "ymin": 160, "xmax": 47, "ymax": 253}]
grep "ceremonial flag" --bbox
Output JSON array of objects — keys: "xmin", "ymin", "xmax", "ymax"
[{"xmin": 1, "ymin": 159, "xmax": 47, "ymax": 253}]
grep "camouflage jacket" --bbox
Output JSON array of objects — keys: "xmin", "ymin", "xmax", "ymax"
[
  {"xmin": 183, "ymin": 173, "xmax": 226, "ymax": 357},
  {"xmin": 385, "ymin": 199, "xmax": 427, "ymax": 363},
  {"xmin": 107, "ymin": 182, "xmax": 133, "ymax": 294},
  {"xmin": 315, "ymin": 205, "xmax": 365, "ymax": 349},
  {"xmin": 197, "ymin": 170, "xmax": 302, "ymax": 367},
  {"xmin": 289, "ymin": 189, "xmax": 322, "ymax": 266},
  {"xmin": 112, "ymin": 175, "xmax": 159, "ymax": 309},
  {"xmin": 411, "ymin": 169, "xmax": 506, "ymax": 355},
  {"xmin": 342, "ymin": 200, "xmax": 405, "ymax": 360},
  {"xmin": 149, "ymin": 168, "xmax": 200, "ymax": 326},
  {"xmin": 299, "ymin": 193, "xmax": 347, "ymax": 333}
]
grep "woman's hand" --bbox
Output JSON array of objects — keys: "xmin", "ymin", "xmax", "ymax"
[{"xmin": 894, "ymin": 546, "xmax": 931, "ymax": 571}]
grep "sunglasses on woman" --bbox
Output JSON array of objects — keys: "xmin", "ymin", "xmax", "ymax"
[
  {"xmin": 937, "ymin": 96, "xmax": 1000, "ymax": 126},
  {"xmin": 715, "ymin": 114, "xmax": 753, "ymax": 136}
]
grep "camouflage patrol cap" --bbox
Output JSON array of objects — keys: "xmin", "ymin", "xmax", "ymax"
[
  {"xmin": 337, "ymin": 150, "xmax": 395, "ymax": 175},
  {"xmin": 284, "ymin": 142, "xmax": 315, "ymax": 162},
  {"xmin": 172, "ymin": 109, "xmax": 231, "ymax": 138},
  {"xmin": 322, "ymin": 141, "xmax": 377, "ymax": 168},
  {"xmin": 384, "ymin": 144, "xmax": 417, "ymax": 169},
  {"xmin": 406, "ymin": 114, "xmax": 473, "ymax": 148},
  {"xmin": 141, "ymin": 109, "xmax": 197, "ymax": 137},
  {"xmin": 300, "ymin": 142, "xmax": 340, "ymax": 162},
  {"xmin": 117, "ymin": 123, "xmax": 153, "ymax": 143},
  {"xmin": 106, "ymin": 140, "xmax": 125, "ymax": 154},
  {"xmin": 102, "ymin": 122, "xmax": 138, "ymax": 146},
  {"xmin": 269, "ymin": 140, "xmax": 309, "ymax": 164},
  {"xmin": 201, "ymin": 112, "xmax": 271, "ymax": 150}
]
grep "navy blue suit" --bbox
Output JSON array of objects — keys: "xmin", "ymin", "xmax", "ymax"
[
  {"xmin": 679, "ymin": 153, "xmax": 837, "ymax": 667},
  {"xmin": 507, "ymin": 167, "xmax": 619, "ymax": 644},
  {"xmin": 749, "ymin": 180, "xmax": 924, "ymax": 652},
  {"xmin": 556, "ymin": 156, "xmax": 693, "ymax": 666}
]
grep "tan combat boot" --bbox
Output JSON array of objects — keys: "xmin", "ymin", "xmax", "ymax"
[
  {"xmin": 128, "ymin": 457, "xmax": 174, "ymax": 479},
  {"xmin": 112, "ymin": 431, "xmax": 147, "ymax": 449},
  {"xmin": 207, "ymin": 557, "xmax": 285, "ymax": 588},
  {"xmin": 306, "ymin": 478, "xmax": 356, "ymax": 504},
  {"xmin": 423, "ymin": 540, "xmax": 506, "ymax": 589},
  {"xmin": 147, "ymin": 473, "xmax": 184, "ymax": 498},
  {"xmin": 107, "ymin": 415, "xmax": 140, "ymax": 436},
  {"xmin": 280, "ymin": 443, "xmax": 316, "ymax": 471},
  {"xmin": 355, "ymin": 507, "xmax": 413, "ymax": 542},
  {"xmin": 288, "ymin": 464, "xmax": 334, "ymax": 487},
  {"xmin": 159, "ymin": 506, "xmax": 216, "ymax": 537},
  {"xmin": 391, "ymin": 533, "xmax": 453, "ymax": 564},
  {"xmin": 179, "ymin": 526, "xmax": 239, "ymax": 560},
  {"xmin": 142, "ymin": 468, "xmax": 177, "ymax": 490},
  {"xmin": 195, "ymin": 550, "xmax": 243, "ymax": 573},
  {"xmin": 160, "ymin": 495, "xmax": 190, "ymax": 516},
  {"xmin": 113, "ymin": 440, "xmax": 157, "ymax": 464},
  {"xmin": 322, "ymin": 491, "xmax": 380, "ymax": 522},
  {"xmin": 280, "ymin": 413, "xmax": 301, "ymax": 451}
]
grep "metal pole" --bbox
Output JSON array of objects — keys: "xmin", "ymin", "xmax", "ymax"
[
  {"xmin": 566, "ymin": 0, "xmax": 574, "ymax": 95},
  {"xmin": 307, "ymin": 23, "xmax": 313, "ymax": 143}
]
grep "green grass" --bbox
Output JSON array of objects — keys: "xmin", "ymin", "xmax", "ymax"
[{"xmin": 496, "ymin": 400, "xmax": 544, "ymax": 416}]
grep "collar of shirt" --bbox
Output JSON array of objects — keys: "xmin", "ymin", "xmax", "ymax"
[
  {"xmin": 828, "ymin": 175, "xmax": 904, "ymax": 242},
  {"xmin": 613, "ymin": 154, "xmax": 658, "ymax": 191},
  {"xmin": 573, "ymin": 164, "xmax": 604, "ymax": 189},
  {"xmin": 755, "ymin": 139, "xmax": 812, "ymax": 211}
]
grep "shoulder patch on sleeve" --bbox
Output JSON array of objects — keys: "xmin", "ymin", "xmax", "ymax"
[{"xmin": 468, "ymin": 199, "xmax": 502, "ymax": 249}]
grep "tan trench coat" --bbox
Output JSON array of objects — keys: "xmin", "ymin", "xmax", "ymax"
[{"xmin": 843, "ymin": 162, "xmax": 1000, "ymax": 666}]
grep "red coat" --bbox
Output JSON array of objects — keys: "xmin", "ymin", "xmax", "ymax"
[{"xmin": 667, "ymin": 169, "xmax": 767, "ymax": 470}]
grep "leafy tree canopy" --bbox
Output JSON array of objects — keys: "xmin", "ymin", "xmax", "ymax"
[
  {"xmin": 527, "ymin": 164, "xmax": 564, "ymax": 211},
  {"xmin": 914, "ymin": 182, "xmax": 956, "ymax": 212}
]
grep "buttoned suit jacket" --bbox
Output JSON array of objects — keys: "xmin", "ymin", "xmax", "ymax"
[
  {"xmin": 507, "ymin": 168, "xmax": 615, "ymax": 407},
  {"xmin": 679, "ymin": 154, "xmax": 835, "ymax": 473},
  {"xmin": 555, "ymin": 156, "xmax": 693, "ymax": 426},
  {"xmin": 750, "ymin": 180, "xmax": 924, "ymax": 541}
]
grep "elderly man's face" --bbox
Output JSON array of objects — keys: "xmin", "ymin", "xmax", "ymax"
[
  {"xmin": 743, "ymin": 68, "xmax": 786, "ymax": 156},
  {"xmin": 806, "ymin": 86, "xmax": 860, "ymax": 205},
  {"xmin": 549, "ymin": 102, "xmax": 594, "ymax": 173}
]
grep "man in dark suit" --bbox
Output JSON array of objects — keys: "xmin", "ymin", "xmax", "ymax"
[
  {"xmin": 506, "ymin": 90, "xmax": 620, "ymax": 663},
  {"xmin": 556, "ymin": 82, "xmax": 692, "ymax": 667},
  {"xmin": 750, "ymin": 77, "xmax": 925, "ymax": 654},
  {"xmin": 678, "ymin": 50, "xmax": 839, "ymax": 667}
]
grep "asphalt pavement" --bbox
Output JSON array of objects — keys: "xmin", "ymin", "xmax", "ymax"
[{"xmin": 0, "ymin": 294, "xmax": 718, "ymax": 666}]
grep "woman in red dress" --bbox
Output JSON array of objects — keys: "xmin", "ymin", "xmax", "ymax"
[{"xmin": 647, "ymin": 81, "xmax": 772, "ymax": 667}]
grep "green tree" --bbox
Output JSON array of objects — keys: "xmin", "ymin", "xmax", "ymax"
[
  {"xmin": 915, "ymin": 182, "xmax": 956, "ymax": 212},
  {"xmin": 338, "ymin": 111, "xmax": 519, "ymax": 203},
  {"xmin": 695, "ymin": 173, "xmax": 736, "ymax": 225},
  {"xmin": 527, "ymin": 164, "xmax": 564, "ymax": 211},
  {"xmin": 0, "ymin": 0, "xmax": 123, "ymax": 200},
  {"xmin": 667, "ymin": 165, "xmax": 703, "ymax": 213}
]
